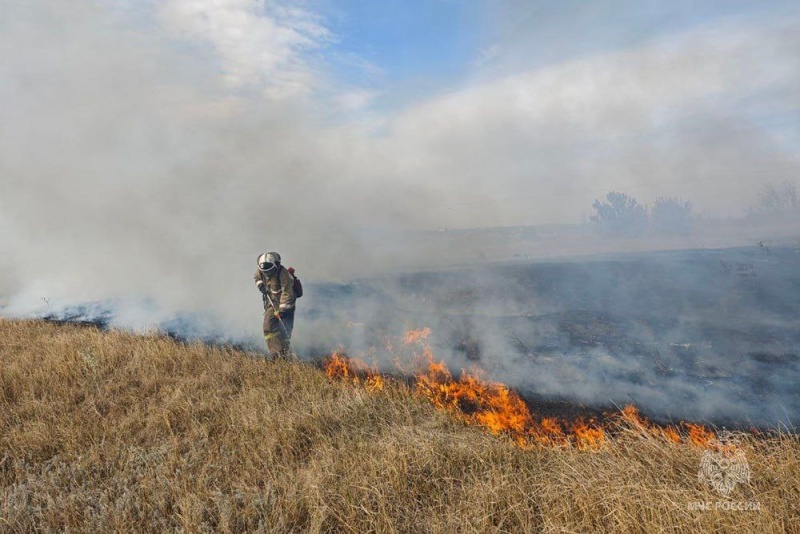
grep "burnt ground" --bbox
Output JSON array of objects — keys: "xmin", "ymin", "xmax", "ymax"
[{"xmin": 302, "ymin": 246, "xmax": 800, "ymax": 430}]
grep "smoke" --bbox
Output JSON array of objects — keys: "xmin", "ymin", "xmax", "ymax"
[
  {"xmin": 381, "ymin": 11, "xmax": 800, "ymax": 226},
  {"xmin": 0, "ymin": 0, "xmax": 435, "ymax": 333},
  {"xmin": 1, "ymin": 1, "xmax": 798, "ymax": 425},
  {"xmin": 305, "ymin": 247, "xmax": 800, "ymax": 428}
]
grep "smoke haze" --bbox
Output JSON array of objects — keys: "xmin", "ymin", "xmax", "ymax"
[
  {"xmin": 0, "ymin": 0, "xmax": 428, "ymax": 329},
  {"xmin": 1, "ymin": 1, "xmax": 799, "ymax": 425}
]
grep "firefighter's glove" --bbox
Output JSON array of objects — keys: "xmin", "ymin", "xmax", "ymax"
[
  {"xmin": 274, "ymin": 310, "xmax": 281, "ymax": 319},
  {"xmin": 259, "ymin": 285, "xmax": 267, "ymax": 295}
]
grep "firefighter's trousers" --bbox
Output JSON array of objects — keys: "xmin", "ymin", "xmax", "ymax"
[{"xmin": 263, "ymin": 307, "xmax": 294, "ymax": 360}]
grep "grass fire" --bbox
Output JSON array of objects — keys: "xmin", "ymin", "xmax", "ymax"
[
  {"xmin": 323, "ymin": 327, "xmax": 720, "ymax": 451},
  {"xmin": 3, "ymin": 1, "xmax": 800, "ymax": 530},
  {"xmin": 1, "ymin": 319, "xmax": 797, "ymax": 532}
]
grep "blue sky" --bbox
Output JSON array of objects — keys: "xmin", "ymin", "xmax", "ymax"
[
  {"xmin": 325, "ymin": 0, "xmax": 481, "ymax": 80},
  {"xmin": 316, "ymin": 0, "xmax": 798, "ymax": 109},
  {"xmin": 317, "ymin": 0, "xmax": 483, "ymax": 108},
  {"xmin": 108, "ymin": 0, "xmax": 798, "ymax": 115}
]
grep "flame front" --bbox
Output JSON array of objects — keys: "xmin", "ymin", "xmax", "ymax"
[
  {"xmin": 324, "ymin": 351, "xmax": 352, "ymax": 380},
  {"xmin": 324, "ymin": 351, "xmax": 384, "ymax": 390},
  {"xmin": 323, "ymin": 328, "xmax": 719, "ymax": 450}
]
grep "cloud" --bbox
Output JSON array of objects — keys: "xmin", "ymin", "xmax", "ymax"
[
  {"xmin": 333, "ymin": 89, "xmax": 379, "ymax": 113},
  {"xmin": 156, "ymin": 0, "xmax": 331, "ymax": 98}
]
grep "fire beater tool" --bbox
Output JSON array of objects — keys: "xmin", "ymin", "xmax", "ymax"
[{"xmin": 263, "ymin": 291, "xmax": 291, "ymax": 339}]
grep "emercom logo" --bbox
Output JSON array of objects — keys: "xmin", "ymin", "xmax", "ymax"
[{"xmin": 697, "ymin": 431, "xmax": 750, "ymax": 497}]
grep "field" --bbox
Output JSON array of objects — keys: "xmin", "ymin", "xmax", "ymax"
[{"xmin": 1, "ymin": 319, "xmax": 798, "ymax": 532}]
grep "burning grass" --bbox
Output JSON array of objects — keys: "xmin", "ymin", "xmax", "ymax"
[
  {"xmin": 1, "ymin": 319, "xmax": 798, "ymax": 532},
  {"xmin": 323, "ymin": 328, "xmax": 721, "ymax": 451}
]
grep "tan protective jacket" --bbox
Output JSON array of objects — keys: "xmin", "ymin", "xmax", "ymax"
[{"xmin": 254, "ymin": 265, "xmax": 296, "ymax": 311}]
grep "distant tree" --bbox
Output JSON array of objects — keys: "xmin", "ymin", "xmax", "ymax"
[
  {"xmin": 591, "ymin": 191, "xmax": 649, "ymax": 236},
  {"xmin": 651, "ymin": 197, "xmax": 694, "ymax": 235},
  {"xmin": 751, "ymin": 181, "xmax": 800, "ymax": 216}
]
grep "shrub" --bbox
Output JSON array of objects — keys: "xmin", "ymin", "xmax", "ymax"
[
  {"xmin": 591, "ymin": 191, "xmax": 649, "ymax": 236},
  {"xmin": 651, "ymin": 197, "xmax": 694, "ymax": 235},
  {"xmin": 750, "ymin": 181, "xmax": 800, "ymax": 216}
]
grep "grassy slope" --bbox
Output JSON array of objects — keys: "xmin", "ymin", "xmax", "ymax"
[{"xmin": 0, "ymin": 319, "xmax": 797, "ymax": 533}]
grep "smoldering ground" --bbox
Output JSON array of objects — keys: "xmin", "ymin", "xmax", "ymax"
[
  {"xmin": 1, "ymin": 2, "xmax": 799, "ymax": 428},
  {"xmin": 301, "ymin": 245, "xmax": 800, "ymax": 429}
]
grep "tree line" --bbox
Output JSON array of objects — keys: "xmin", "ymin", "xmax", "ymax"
[{"xmin": 591, "ymin": 180, "xmax": 799, "ymax": 236}]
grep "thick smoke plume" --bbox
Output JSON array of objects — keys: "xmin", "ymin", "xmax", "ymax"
[{"xmin": 0, "ymin": 0, "xmax": 436, "ymax": 334}]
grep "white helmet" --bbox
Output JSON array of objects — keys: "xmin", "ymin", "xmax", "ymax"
[{"xmin": 257, "ymin": 251, "xmax": 281, "ymax": 275}]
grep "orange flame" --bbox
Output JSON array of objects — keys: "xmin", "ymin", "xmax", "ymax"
[
  {"xmin": 685, "ymin": 423, "xmax": 715, "ymax": 447},
  {"xmin": 573, "ymin": 422, "xmax": 605, "ymax": 450},
  {"xmin": 323, "ymin": 328, "xmax": 720, "ymax": 450},
  {"xmin": 618, "ymin": 405, "xmax": 691, "ymax": 445},
  {"xmin": 365, "ymin": 374, "xmax": 384, "ymax": 392},
  {"xmin": 324, "ymin": 351, "xmax": 385, "ymax": 390},
  {"xmin": 324, "ymin": 351, "xmax": 352, "ymax": 380},
  {"xmin": 403, "ymin": 327, "xmax": 431, "ymax": 345}
]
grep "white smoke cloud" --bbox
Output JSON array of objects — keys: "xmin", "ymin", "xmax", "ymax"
[
  {"xmin": 0, "ymin": 0, "xmax": 798, "ymax": 346},
  {"xmin": 156, "ymin": 0, "xmax": 331, "ymax": 98},
  {"xmin": 373, "ymin": 14, "xmax": 800, "ymax": 226},
  {"xmin": 0, "ymin": 0, "xmax": 362, "ymax": 331}
]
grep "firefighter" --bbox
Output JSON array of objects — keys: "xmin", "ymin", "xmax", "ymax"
[{"xmin": 254, "ymin": 251, "xmax": 296, "ymax": 360}]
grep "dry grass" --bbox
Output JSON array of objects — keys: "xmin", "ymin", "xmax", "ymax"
[{"xmin": 0, "ymin": 319, "xmax": 798, "ymax": 533}]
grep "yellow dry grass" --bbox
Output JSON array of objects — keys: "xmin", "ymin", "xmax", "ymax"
[{"xmin": 0, "ymin": 319, "xmax": 798, "ymax": 532}]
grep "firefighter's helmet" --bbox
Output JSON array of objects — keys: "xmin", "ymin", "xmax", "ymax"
[{"xmin": 257, "ymin": 251, "xmax": 281, "ymax": 276}]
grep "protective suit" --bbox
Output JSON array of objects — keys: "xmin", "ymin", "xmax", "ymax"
[{"xmin": 254, "ymin": 252, "xmax": 296, "ymax": 359}]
